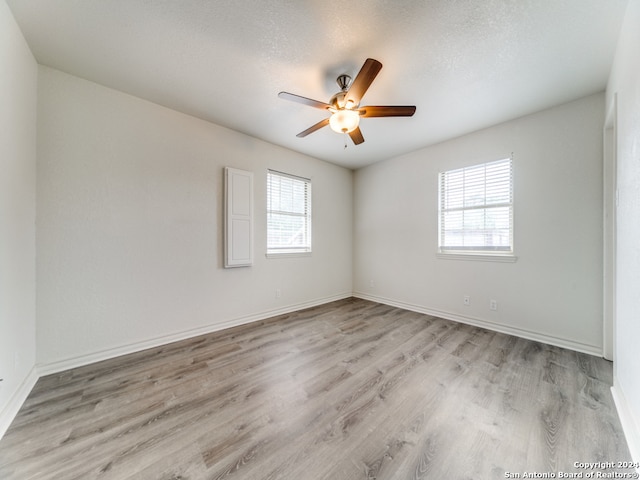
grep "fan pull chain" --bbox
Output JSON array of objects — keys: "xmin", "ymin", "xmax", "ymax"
[{"xmin": 344, "ymin": 133, "xmax": 348, "ymax": 150}]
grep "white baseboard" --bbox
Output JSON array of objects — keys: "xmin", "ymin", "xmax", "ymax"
[
  {"xmin": 611, "ymin": 381, "xmax": 640, "ymax": 467},
  {"xmin": 0, "ymin": 366, "xmax": 39, "ymax": 440},
  {"xmin": 353, "ymin": 292, "xmax": 602, "ymax": 356},
  {"xmin": 37, "ymin": 292, "xmax": 352, "ymax": 377}
]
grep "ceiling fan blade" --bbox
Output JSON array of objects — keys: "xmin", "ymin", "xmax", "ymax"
[
  {"xmin": 349, "ymin": 126, "xmax": 365, "ymax": 145},
  {"xmin": 344, "ymin": 58, "xmax": 383, "ymax": 106},
  {"xmin": 278, "ymin": 92, "xmax": 331, "ymax": 110},
  {"xmin": 358, "ymin": 105, "xmax": 416, "ymax": 117},
  {"xmin": 296, "ymin": 118, "xmax": 330, "ymax": 137}
]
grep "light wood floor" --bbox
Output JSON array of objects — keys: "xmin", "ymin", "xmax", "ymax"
[{"xmin": 0, "ymin": 298, "xmax": 631, "ymax": 479}]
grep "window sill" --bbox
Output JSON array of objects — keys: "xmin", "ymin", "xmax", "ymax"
[
  {"xmin": 436, "ymin": 252, "xmax": 517, "ymax": 263},
  {"xmin": 266, "ymin": 251, "xmax": 312, "ymax": 259}
]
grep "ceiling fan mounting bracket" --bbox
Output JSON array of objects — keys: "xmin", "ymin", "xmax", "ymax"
[{"xmin": 336, "ymin": 74, "xmax": 352, "ymax": 92}]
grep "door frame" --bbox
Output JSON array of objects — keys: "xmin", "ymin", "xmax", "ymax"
[{"xmin": 603, "ymin": 94, "xmax": 617, "ymax": 361}]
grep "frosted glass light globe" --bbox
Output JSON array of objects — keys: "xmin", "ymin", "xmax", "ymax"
[{"xmin": 329, "ymin": 109, "xmax": 360, "ymax": 133}]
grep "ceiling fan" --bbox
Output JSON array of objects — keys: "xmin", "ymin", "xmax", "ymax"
[{"xmin": 278, "ymin": 58, "xmax": 416, "ymax": 145}]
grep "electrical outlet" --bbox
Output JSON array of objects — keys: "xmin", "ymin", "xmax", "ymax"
[
  {"xmin": 370, "ymin": 280, "xmax": 375, "ymax": 288},
  {"xmin": 463, "ymin": 295, "xmax": 470, "ymax": 306},
  {"xmin": 275, "ymin": 288, "xmax": 281, "ymax": 298},
  {"xmin": 490, "ymin": 299, "xmax": 498, "ymax": 311}
]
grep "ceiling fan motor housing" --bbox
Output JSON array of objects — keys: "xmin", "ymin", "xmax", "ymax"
[{"xmin": 330, "ymin": 91, "xmax": 355, "ymax": 110}]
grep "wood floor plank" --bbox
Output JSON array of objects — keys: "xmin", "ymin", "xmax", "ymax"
[{"xmin": 0, "ymin": 298, "xmax": 632, "ymax": 479}]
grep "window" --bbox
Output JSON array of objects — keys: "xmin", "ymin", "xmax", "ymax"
[
  {"xmin": 438, "ymin": 158, "xmax": 513, "ymax": 257},
  {"xmin": 267, "ymin": 170, "xmax": 312, "ymax": 255}
]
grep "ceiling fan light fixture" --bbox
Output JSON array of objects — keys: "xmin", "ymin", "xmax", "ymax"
[{"xmin": 329, "ymin": 108, "xmax": 360, "ymax": 133}]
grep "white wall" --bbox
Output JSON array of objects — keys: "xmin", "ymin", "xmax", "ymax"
[
  {"xmin": 0, "ymin": 0, "xmax": 38, "ymax": 437},
  {"xmin": 354, "ymin": 93, "xmax": 605, "ymax": 354},
  {"xmin": 606, "ymin": 0, "xmax": 640, "ymax": 463},
  {"xmin": 36, "ymin": 66, "xmax": 353, "ymax": 370}
]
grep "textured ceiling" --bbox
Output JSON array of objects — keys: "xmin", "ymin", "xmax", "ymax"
[{"xmin": 7, "ymin": 0, "xmax": 629, "ymax": 169}]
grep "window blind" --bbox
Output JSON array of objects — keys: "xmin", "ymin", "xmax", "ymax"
[
  {"xmin": 267, "ymin": 170, "xmax": 312, "ymax": 254},
  {"xmin": 439, "ymin": 158, "xmax": 513, "ymax": 252}
]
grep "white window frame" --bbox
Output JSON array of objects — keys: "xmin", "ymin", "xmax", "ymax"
[
  {"xmin": 437, "ymin": 157, "xmax": 516, "ymax": 262},
  {"xmin": 266, "ymin": 170, "xmax": 312, "ymax": 257}
]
